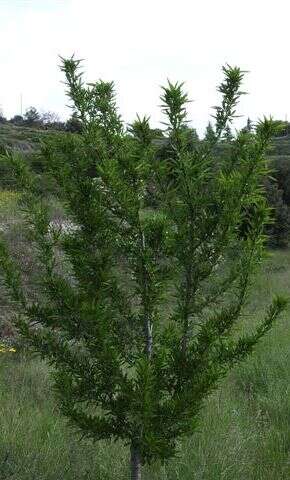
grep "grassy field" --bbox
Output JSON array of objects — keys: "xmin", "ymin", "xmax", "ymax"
[{"xmin": 0, "ymin": 246, "xmax": 290, "ymax": 479}]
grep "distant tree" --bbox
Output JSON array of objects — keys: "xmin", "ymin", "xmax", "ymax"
[
  {"xmin": 181, "ymin": 125, "xmax": 199, "ymax": 147},
  {"xmin": 271, "ymin": 157, "xmax": 290, "ymax": 206},
  {"xmin": 0, "ymin": 109, "xmax": 7, "ymax": 124},
  {"xmin": 24, "ymin": 106, "xmax": 41, "ymax": 126},
  {"xmin": 204, "ymin": 121, "xmax": 216, "ymax": 143},
  {"xmin": 223, "ymin": 124, "xmax": 234, "ymax": 142},
  {"xmin": 242, "ymin": 117, "xmax": 253, "ymax": 133},
  {"xmin": 65, "ymin": 112, "xmax": 83, "ymax": 133},
  {"xmin": 51, "ymin": 121, "xmax": 66, "ymax": 131},
  {"xmin": 265, "ymin": 179, "xmax": 290, "ymax": 247},
  {"xmin": 0, "ymin": 59, "xmax": 287, "ymax": 480},
  {"xmin": 41, "ymin": 111, "xmax": 60, "ymax": 125},
  {"xmin": 9, "ymin": 115, "xmax": 24, "ymax": 125},
  {"xmin": 150, "ymin": 128, "xmax": 164, "ymax": 138},
  {"xmin": 40, "ymin": 111, "xmax": 66, "ymax": 131}
]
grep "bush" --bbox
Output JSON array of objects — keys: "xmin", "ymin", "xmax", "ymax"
[{"xmin": 0, "ymin": 59, "xmax": 287, "ymax": 480}]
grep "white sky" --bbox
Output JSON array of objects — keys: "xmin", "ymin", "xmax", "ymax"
[{"xmin": 0, "ymin": 0, "xmax": 289, "ymax": 136}]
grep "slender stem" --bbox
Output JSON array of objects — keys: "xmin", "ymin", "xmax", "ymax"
[
  {"xmin": 130, "ymin": 444, "xmax": 142, "ymax": 480},
  {"xmin": 140, "ymin": 231, "xmax": 153, "ymax": 358}
]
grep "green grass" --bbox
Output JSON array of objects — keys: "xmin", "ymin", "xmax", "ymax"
[
  {"xmin": 1, "ymin": 249, "xmax": 290, "ymax": 479},
  {"xmin": 0, "ymin": 123, "xmax": 56, "ymax": 151}
]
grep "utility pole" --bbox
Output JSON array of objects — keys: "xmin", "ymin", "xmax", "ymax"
[{"xmin": 20, "ymin": 93, "xmax": 23, "ymax": 116}]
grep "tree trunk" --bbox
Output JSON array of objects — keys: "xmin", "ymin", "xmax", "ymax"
[{"xmin": 130, "ymin": 444, "xmax": 141, "ymax": 480}]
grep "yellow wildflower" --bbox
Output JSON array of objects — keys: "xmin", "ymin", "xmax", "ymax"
[{"xmin": 0, "ymin": 345, "xmax": 16, "ymax": 353}]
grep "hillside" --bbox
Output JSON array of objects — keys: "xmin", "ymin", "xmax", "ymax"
[
  {"xmin": 270, "ymin": 134, "xmax": 290, "ymax": 158},
  {"xmin": 1, "ymin": 122, "xmax": 290, "ymax": 156},
  {"xmin": 0, "ymin": 123, "xmax": 55, "ymax": 152}
]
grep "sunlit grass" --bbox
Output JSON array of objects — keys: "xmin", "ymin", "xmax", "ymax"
[{"xmin": 0, "ymin": 190, "xmax": 21, "ymax": 220}]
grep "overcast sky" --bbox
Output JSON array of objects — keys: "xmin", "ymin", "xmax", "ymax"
[{"xmin": 0, "ymin": 0, "xmax": 289, "ymax": 135}]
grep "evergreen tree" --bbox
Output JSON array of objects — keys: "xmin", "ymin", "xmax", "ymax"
[
  {"xmin": 204, "ymin": 121, "xmax": 216, "ymax": 143},
  {"xmin": 65, "ymin": 111, "xmax": 83, "ymax": 133},
  {"xmin": 0, "ymin": 59, "xmax": 287, "ymax": 480},
  {"xmin": 241, "ymin": 117, "xmax": 253, "ymax": 133},
  {"xmin": 181, "ymin": 125, "xmax": 199, "ymax": 148},
  {"xmin": 223, "ymin": 124, "xmax": 234, "ymax": 142}
]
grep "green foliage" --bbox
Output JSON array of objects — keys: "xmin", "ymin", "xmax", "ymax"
[
  {"xmin": 241, "ymin": 117, "xmax": 253, "ymax": 134},
  {"xmin": 65, "ymin": 112, "xmax": 83, "ymax": 133},
  {"xmin": 0, "ymin": 109, "xmax": 7, "ymax": 124},
  {"xmin": 9, "ymin": 115, "xmax": 24, "ymax": 126},
  {"xmin": 270, "ymin": 156, "xmax": 290, "ymax": 206},
  {"xmin": 222, "ymin": 125, "xmax": 234, "ymax": 142},
  {"xmin": 204, "ymin": 121, "xmax": 216, "ymax": 143},
  {"xmin": 1, "ymin": 249, "xmax": 290, "ymax": 480},
  {"xmin": 265, "ymin": 179, "xmax": 290, "ymax": 247},
  {"xmin": 24, "ymin": 107, "xmax": 41, "ymax": 126},
  {"xmin": 0, "ymin": 58, "xmax": 287, "ymax": 478},
  {"xmin": 269, "ymin": 120, "xmax": 290, "ymax": 137}
]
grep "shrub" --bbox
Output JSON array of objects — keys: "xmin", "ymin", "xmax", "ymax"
[{"xmin": 0, "ymin": 59, "xmax": 287, "ymax": 480}]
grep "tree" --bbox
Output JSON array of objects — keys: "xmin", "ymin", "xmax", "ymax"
[
  {"xmin": 0, "ymin": 59, "xmax": 287, "ymax": 480},
  {"xmin": 223, "ymin": 124, "xmax": 234, "ymax": 142},
  {"xmin": 180, "ymin": 125, "xmax": 199, "ymax": 148},
  {"xmin": 155, "ymin": 117, "xmax": 199, "ymax": 181},
  {"xmin": 24, "ymin": 106, "xmax": 41, "ymax": 126},
  {"xmin": 9, "ymin": 114, "xmax": 24, "ymax": 125},
  {"xmin": 41, "ymin": 110, "xmax": 60, "ymax": 125},
  {"xmin": 241, "ymin": 117, "xmax": 253, "ymax": 133},
  {"xmin": 265, "ymin": 179, "xmax": 290, "ymax": 247},
  {"xmin": 0, "ymin": 107, "xmax": 6, "ymax": 124},
  {"xmin": 204, "ymin": 121, "xmax": 216, "ymax": 143},
  {"xmin": 150, "ymin": 128, "xmax": 164, "ymax": 138},
  {"xmin": 65, "ymin": 112, "xmax": 83, "ymax": 133}
]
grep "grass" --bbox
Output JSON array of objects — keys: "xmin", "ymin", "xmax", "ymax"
[
  {"xmin": 0, "ymin": 123, "xmax": 56, "ymax": 151},
  {"xmin": 0, "ymin": 249, "xmax": 290, "ymax": 479}
]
